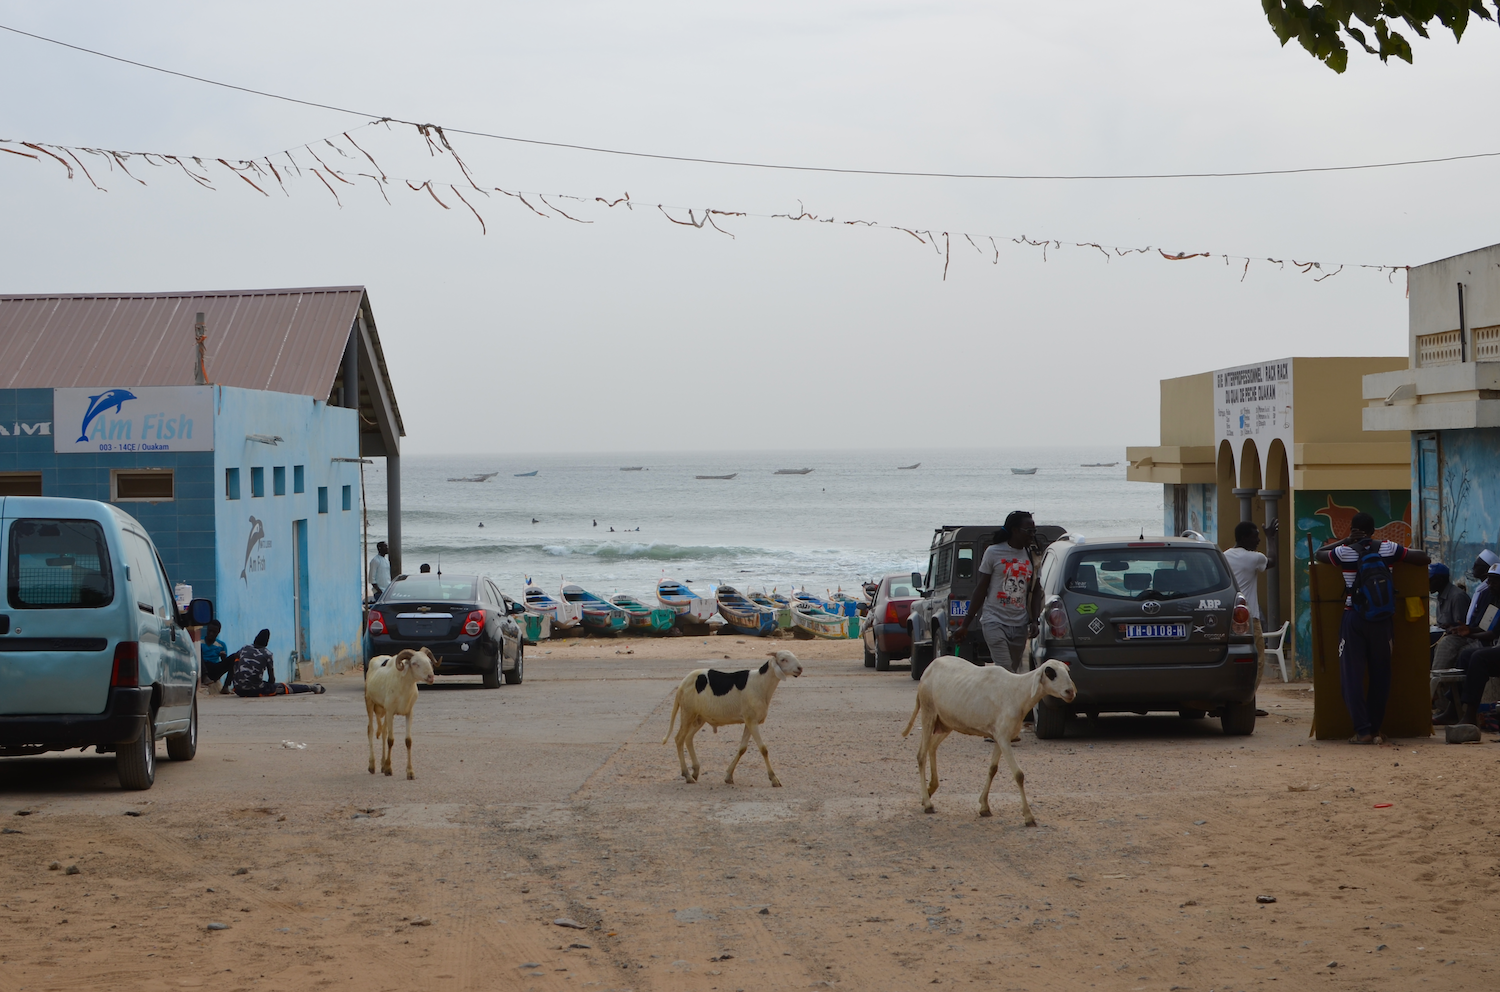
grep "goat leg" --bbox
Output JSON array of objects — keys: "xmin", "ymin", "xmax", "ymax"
[
  {"xmin": 999, "ymin": 739, "xmax": 1035, "ymax": 826},
  {"xmin": 724, "ymin": 722, "xmax": 753, "ymax": 784},
  {"xmin": 366, "ymin": 702, "xmax": 378, "ymax": 775},
  {"xmin": 748, "ymin": 720, "xmax": 780, "ymax": 787},
  {"xmin": 404, "ymin": 711, "xmax": 415, "ymax": 780},
  {"xmin": 979, "ymin": 738, "xmax": 1004, "ymax": 817}
]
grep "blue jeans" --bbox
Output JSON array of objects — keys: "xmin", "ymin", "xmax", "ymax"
[{"xmin": 1339, "ymin": 611, "xmax": 1393, "ymax": 737}]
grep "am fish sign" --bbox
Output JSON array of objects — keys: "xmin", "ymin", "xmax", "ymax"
[{"xmin": 53, "ymin": 386, "xmax": 214, "ymax": 453}]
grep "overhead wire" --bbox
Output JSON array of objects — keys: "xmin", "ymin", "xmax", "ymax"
[{"xmin": 2, "ymin": 21, "xmax": 1499, "ymax": 182}]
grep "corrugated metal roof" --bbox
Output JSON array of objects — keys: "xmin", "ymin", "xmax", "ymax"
[{"xmin": 0, "ymin": 287, "xmax": 402, "ymax": 437}]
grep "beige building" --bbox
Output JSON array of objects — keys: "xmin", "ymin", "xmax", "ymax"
[{"xmin": 1127, "ymin": 357, "xmax": 1409, "ymax": 670}]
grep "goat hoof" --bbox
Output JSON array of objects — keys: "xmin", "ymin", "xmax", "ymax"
[
  {"xmin": 1024, "ymin": 817, "xmax": 1037, "ymax": 828},
  {"xmin": 979, "ymin": 808, "xmax": 992, "ymax": 818},
  {"xmin": 922, "ymin": 806, "xmax": 935, "ymax": 814},
  {"xmin": 406, "ymin": 772, "xmax": 414, "ymax": 780},
  {"xmin": 770, "ymin": 780, "xmax": 782, "ymax": 788}
]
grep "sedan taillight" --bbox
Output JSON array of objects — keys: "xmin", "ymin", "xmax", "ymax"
[
  {"xmin": 464, "ymin": 610, "xmax": 485, "ymax": 637},
  {"xmin": 1231, "ymin": 594, "xmax": 1251, "ymax": 635},
  {"xmin": 885, "ymin": 602, "xmax": 899, "ymax": 624},
  {"xmin": 1045, "ymin": 601, "xmax": 1069, "ymax": 638},
  {"xmin": 367, "ymin": 611, "xmax": 386, "ymax": 636}
]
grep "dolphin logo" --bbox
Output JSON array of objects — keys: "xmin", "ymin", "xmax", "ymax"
[
  {"xmin": 241, "ymin": 515, "xmax": 265, "ymax": 582},
  {"xmin": 77, "ymin": 389, "xmax": 138, "ymax": 443}
]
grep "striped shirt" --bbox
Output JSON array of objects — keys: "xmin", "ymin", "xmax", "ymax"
[{"xmin": 1329, "ymin": 540, "xmax": 1406, "ymax": 609}]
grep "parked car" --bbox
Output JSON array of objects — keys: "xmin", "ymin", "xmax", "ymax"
[
  {"xmin": 907, "ymin": 523, "xmax": 1067, "ymax": 679},
  {"xmin": 367, "ymin": 572, "xmax": 525, "ymax": 687},
  {"xmin": 0, "ymin": 497, "xmax": 215, "ymax": 790},
  {"xmin": 1026, "ymin": 534, "xmax": 1258, "ymax": 738},
  {"xmin": 861, "ymin": 573, "xmax": 923, "ymax": 670}
]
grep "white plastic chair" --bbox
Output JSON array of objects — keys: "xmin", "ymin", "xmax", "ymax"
[{"xmin": 1262, "ymin": 621, "xmax": 1290, "ymax": 683}]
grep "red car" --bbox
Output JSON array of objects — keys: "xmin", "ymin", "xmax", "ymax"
[{"xmin": 861, "ymin": 572, "xmax": 922, "ymax": 671}]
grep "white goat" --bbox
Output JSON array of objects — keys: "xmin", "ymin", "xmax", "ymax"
[
  {"xmin": 901, "ymin": 656, "xmax": 1076, "ymax": 823},
  {"xmin": 365, "ymin": 647, "xmax": 437, "ymax": 779},
  {"xmin": 661, "ymin": 650, "xmax": 803, "ymax": 786}
]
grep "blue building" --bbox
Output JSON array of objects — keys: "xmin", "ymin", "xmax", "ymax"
[
  {"xmin": 0, "ymin": 287, "xmax": 406, "ymax": 675},
  {"xmin": 1363, "ymin": 243, "xmax": 1500, "ymax": 573}
]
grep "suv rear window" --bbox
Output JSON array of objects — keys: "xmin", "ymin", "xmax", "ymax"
[
  {"xmin": 382, "ymin": 576, "xmax": 478, "ymax": 603},
  {"xmin": 1064, "ymin": 547, "xmax": 1228, "ymax": 601},
  {"xmin": 7, "ymin": 519, "xmax": 115, "ymax": 608}
]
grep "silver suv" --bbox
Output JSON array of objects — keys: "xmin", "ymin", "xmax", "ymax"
[{"xmin": 1026, "ymin": 534, "xmax": 1258, "ymax": 739}]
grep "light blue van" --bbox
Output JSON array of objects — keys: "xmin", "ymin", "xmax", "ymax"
[{"xmin": 0, "ymin": 496, "xmax": 213, "ymax": 790}]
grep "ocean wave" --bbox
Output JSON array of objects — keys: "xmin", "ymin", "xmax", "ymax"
[{"xmin": 540, "ymin": 542, "xmax": 760, "ymax": 561}]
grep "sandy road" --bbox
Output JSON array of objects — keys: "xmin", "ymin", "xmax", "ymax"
[{"xmin": 1, "ymin": 644, "xmax": 1497, "ymax": 991}]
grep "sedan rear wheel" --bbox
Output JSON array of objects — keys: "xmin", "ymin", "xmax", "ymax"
[
  {"xmin": 504, "ymin": 642, "xmax": 524, "ymax": 685},
  {"xmin": 874, "ymin": 639, "xmax": 892, "ymax": 672},
  {"xmin": 863, "ymin": 639, "xmax": 875, "ymax": 668}
]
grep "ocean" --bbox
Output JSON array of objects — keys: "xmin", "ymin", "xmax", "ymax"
[{"xmin": 358, "ymin": 447, "xmax": 1160, "ymax": 601}]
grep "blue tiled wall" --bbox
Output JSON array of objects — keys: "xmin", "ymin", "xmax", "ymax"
[{"xmin": 0, "ymin": 388, "xmax": 218, "ymax": 604}]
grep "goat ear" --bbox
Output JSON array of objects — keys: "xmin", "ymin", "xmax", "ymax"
[{"xmin": 1044, "ymin": 664, "xmax": 1057, "ymax": 681}]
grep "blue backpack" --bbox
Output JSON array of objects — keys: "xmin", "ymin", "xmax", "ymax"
[{"xmin": 1350, "ymin": 539, "xmax": 1395, "ymax": 622}]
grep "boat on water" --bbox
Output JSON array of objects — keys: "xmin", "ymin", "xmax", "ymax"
[
  {"xmin": 447, "ymin": 471, "xmax": 498, "ymax": 482},
  {"xmin": 656, "ymin": 578, "xmax": 717, "ymax": 626},
  {"xmin": 695, "ymin": 473, "xmax": 737, "ymax": 480},
  {"xmin": 1010, "ymin": 467, "xmax": 1038, "ymax": 475},
  {"xmin": 896, "ymin": 462, "xmax": 920, "ymax": 470},
  {"xmin": 523, "ymin": 581, "xmax": 581, "ymax": 628},
  {"xmin": 715, "ymin": 585, "xmax": 778, "ymax": 637},
  {"xmin": 774, "ymin": 468, "xmax": 813, "ymax": 475},
  {"xmin": 620, "ymin": 466, "xmax": 645, "ymax": 471},
  {"xmin": 790, "ymin": 599, "xmax": 850, "ymax": 639},
  {"xmin": 1080, "ymin": 461, "xmax": 1119, "ymax": 467},
  {"xmin": 561, "ymin": 583, "xmax": 629, "ymax": 634},
  {"xmin": 514, "ymin": 470, "xmax": 539, "ymax": 477},
  {"xmin": 608, "ymin": 594, "xmax": 676, "ymax": 633}
]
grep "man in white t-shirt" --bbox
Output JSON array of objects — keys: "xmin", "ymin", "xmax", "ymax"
[
  {"xmin": 954, "ymin": 511, "xmax": 1041, "ymax": 673},
  {"xmin": 1223, "ymin": 520, "xmax": 1269, "ymax": 685}
]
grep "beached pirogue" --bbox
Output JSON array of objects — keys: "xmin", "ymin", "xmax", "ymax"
[
  {"xmin": 609, "ymin": 594, "xmax": 676, "ymax": 633},
  {"xmin": 523, "ymin": 581, "xmax": 582, "ymax": 629},
  {"xmin": 656, "ymin": 578, "xmax": 716, "ymax": 628},
  {"xmin": 562, "ymin": 583, "xmax": 630, "ymax": 634},
  {"xmin": 716, "ymin": 585, "xmax": 778, "ymax": 637}
]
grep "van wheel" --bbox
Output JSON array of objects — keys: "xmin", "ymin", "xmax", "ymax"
[
  {"xmin": 166, "ymin": 696, "xmax": 198, "ymax": 761},
  {"xmin": 1034, "ymin": 700, "xmax": 1068, "ymax": 740},
  {"xmin": 116, "ymin": 717, "xmax": 156, "ymax": 790},
  {"xmin": 1221, "ymin": 700, "xmax": 1256, "ymax": 736},
  {"xmin": 504, "ymin": 643, "xmax": 524, "ymax": 685}
]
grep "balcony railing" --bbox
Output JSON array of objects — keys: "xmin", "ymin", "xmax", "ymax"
[
  {"xmin": 1416, "ymin": 329, "xmax": 1462, "ymax": 367},
  {"xmin": 1474, "ymin": 325, "xmax": 1500, "ymax": 362}
]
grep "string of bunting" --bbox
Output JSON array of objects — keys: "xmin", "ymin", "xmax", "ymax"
[{"xmin": 0, "ymin": 120, "xmax": 1410, "ymax": 286}]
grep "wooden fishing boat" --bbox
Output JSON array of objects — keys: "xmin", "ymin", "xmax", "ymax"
[
  {"xmin": 514, "ymin": 470, "xmax": 539, "ymax": 477},
  {"xmin": 447, "ymin": 472, "xmax": 498, "ymax": 482},
  {"xmin": 716, "ymin": 585, "xmax": 778, "ymax": 637},
  {"xmin": 695, "ymin": 473, "xmax": 737, "ymax": 480},
  {"xmin": 609, "ymin": 594, "xmax": 676, "ymax": 633},
  {"xmin": 657, "ymin": 579, "xmax": 716, "ymax": 625},
  {"xmin": 620, "ymin": 466, "xmax": 645, "ymax": 471},
  {"xmin": 1080, "ymin": 461, "xmax": 1119, "ymax": 467},
  {"xmin": 896, "ymin": 462, "xmax": 920, "ymax": 470},
  {"xmin": 790, "ymin": 599, "xmax": 850, "ymax": 639},
  {"xmin": 523, "ymin": 581, "xmax": 581, "ymax": 628},
  {"xmin": 774, "ymin": 468, "xmax": 813, "ymax": 475},
  {"xmin": 1010, "ymin": 467, "xmax": 1037, "ymax": 475},
  {"xmin": 749, "ymin": 591, "xmax": 793, "ymax": 630},
  {"xmin": 561, "ymin": 583, "xmax": 629, "ymax": 634}
]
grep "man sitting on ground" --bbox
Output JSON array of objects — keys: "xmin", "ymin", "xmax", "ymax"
[
  {"xmin": 232, "ymin": 629, "xmax": 324, "ymax": 696},
  {"xmin": 198, "ymin": 620, "xmax": 233, "ymax": 694}
]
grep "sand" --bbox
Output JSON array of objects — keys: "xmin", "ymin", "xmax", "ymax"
[{"xmin": 1, "ymin": 652, "xmax": 1496, "ymax": 991}]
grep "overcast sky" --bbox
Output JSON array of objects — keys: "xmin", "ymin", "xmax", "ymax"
[{"xmin": 2, "ymin": 2, "xmax": 1498, "ymax": 454}]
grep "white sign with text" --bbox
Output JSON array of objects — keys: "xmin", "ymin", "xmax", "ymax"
[
  {"xmin": 53, "ymin": 386, "xmax": 215, "ymax": 453},
  {"xmin": 1214, "ymin": 359, "xmax": 1292, "ymax": 457}
]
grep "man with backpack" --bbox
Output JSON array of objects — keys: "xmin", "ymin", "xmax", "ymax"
[{"xmin": 1314, "ymin": 512, "xmax": 1429, "ymax": 744}]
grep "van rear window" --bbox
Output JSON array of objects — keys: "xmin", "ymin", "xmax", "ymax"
[
  {"xmin": 1064, "ymin": 548, "xmax": 1228, "ymax": 601},
  {"xmin": 7, "ymin": 519, "xmax": 115, "ymax": 609}
]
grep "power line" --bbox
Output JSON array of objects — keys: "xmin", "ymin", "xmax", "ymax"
[{"xmin": 4, "ymin": 21, "xmax": 1499, "ymax": 182}]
